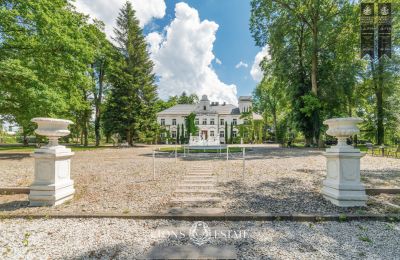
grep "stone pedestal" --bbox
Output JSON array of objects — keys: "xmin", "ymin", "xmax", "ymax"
[
  {"xmin": 322, "ymin": 117, "xmax": 367, "ymax": 207},
  {"xmin": 322, "ymin": 147, "xmax": 367, "ymax": 207},
  {"xmin": 29, "ymin": 146, "xmax": 75, "ymax": 206}
]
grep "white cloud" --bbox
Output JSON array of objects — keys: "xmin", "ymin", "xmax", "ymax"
[
  {"xmin": 250, "ymin": 45, "xmax": 270, "ymax": 82},
  {"xmin": 74, "ymin": 0, "xmax": 166, "ymax": 39},
  {"xmin": 215, "ymin": 58, "xmax": 222, "ymax": 65},
  {"xmin": 235, "ymin": 61, "xmax": 248, "ymax": 69},
  {"xmin": 147, "ymin": 2, "xmax": 238, "ymax": 105}
]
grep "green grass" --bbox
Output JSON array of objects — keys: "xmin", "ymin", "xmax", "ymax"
[
  {"xmin": 0, "ymin": 144, "xmax": 108, "ymax": 152},
  {"xmin": 159, "ymin": 146, "xmax": 245, "ymax": 153}
]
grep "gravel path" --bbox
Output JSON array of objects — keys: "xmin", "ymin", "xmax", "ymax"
[
  {"xmin": 0, "ymin": 146, "xmax": 399, "ymax": 214},
  {"xmin": 0, "ymin": 219, "xmax": 399, "ymax": 259}
]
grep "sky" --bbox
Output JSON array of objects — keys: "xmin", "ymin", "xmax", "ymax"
[{"xmin": 74, "ymin": 0, "xmax": 270, "ymax": 105}]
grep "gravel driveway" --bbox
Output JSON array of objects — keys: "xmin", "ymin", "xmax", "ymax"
[
  {"xmin": 0, "ymin": 218, "xmax": 399, "ymax": 259},
  {"xmin": 0, "ymin": 146, "xmax": 399, "ymax": 214}
]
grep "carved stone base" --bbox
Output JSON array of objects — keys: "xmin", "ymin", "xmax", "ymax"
[
  {"xmin": 29, "ymin": 147, "xmax": 75, "ymax": 206},
  {"xmin": 322, "ymin": 151, "xmax": 367, "ymax": 207}
]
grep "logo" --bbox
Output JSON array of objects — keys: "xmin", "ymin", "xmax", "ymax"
[
  {"xmin": 363, "ymin": 5, "xmax": 372, "ymax": 16},
  {"xmin": 189, "ymin": 221, "xmax": 211, "ymax": 245},
  {"xmin": 380, "ymin": 5, "xmax": 389, "ymax": 16}
]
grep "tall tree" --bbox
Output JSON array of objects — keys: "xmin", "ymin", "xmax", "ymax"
[
  {"xmin": 104, "ymin": 2, "xmax": 158, "ymax": 145},
  {"xmin": 0, "ymin": 0, "xmax": 95, "ymax": 143},
  {"xmin": 225, "ymin": 121, "xmax": 228, "ymax": 144},
  {"xmin": 250, "ymin": 0, "xmax": 361, "ymax": 146}
]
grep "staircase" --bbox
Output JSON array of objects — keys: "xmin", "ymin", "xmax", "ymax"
[{"xmin": 168, "ymin": 165, "xmax": 224, "ymax": 214}]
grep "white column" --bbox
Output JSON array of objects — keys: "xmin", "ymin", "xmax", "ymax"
[{"xmin": 322, "ymin": 118, "xmax": 367, "ymax": 207}]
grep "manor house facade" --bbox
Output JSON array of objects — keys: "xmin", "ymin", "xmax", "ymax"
[{"xmin": 157, "ymin": 95, "xmax": 262, "ymax": 144}]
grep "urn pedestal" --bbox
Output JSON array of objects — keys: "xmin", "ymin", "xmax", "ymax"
[
  {"xmin": 322, "ymin": 118, "xmax": 367, "ymax": 207},
  {"xmin": 29, "ymin": 118, "xmax": 75, "ymax": 206}
]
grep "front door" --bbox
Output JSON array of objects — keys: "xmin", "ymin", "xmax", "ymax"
[{"xmin": 201, "ymin": 130, "xmax": 208, "ymax": 140}]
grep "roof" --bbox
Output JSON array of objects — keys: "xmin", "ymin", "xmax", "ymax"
[
  {"xmin": 239, "ymin": 96, "xmax": 252, "ymax": 101},
  {"xmin": 157, "ymin": 104, "xmax": 195, "ymax": 115},
  {"xmin": 157, "ymin": 103, "xmax": 241, "ymax": 116}
]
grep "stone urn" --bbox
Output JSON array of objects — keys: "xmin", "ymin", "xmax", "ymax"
[
  {"xmin": 322, "ymin": 117, "xmax": 367, "ymax": 207},
  {"xmin": 324, "ymin": 117, "xmax": 363, "ymax": 152},
  {"xmin": 32, "ymin": 117, "xmax": 73, "ymax": 148},
  {"xmin": 29, "ymin": 117, "xmax": 75, "ymax": 206}
]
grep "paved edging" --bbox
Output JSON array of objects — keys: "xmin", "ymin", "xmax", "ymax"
[
  {"xmin": 3, "ymin": 187, "xmax": 399, "ymax": 196},
  {"xmin": 0, "ymin": 213, "xmax": 399, "ymax": 222},
  {"xmin": 0, "ymin": 187, "xmax": 29, "ymax": 195},
  {"xmin": 366, "ymin": 188, "xmax": 400, "ymax": 195}
]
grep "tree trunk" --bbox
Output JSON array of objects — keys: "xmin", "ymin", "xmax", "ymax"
[
  {"xmin": 376, "ymin": 88, "xmax": 384, "ymax": 145},
  {"xmin": 273, "ymin": 111, "xmax": 278, "ymax": 143},
  {"xmin": 94, "ymin": 64, "xmax": 105, "ymax": 146},
  {"xmin": 83, "ymin": 115, "xmax": 89, "ymax": 147},
  {"xmin": 311, "ymin": 27, "xmax": 319, "ymax": 95},
  {"xmin": 311, "ymin": 24, "xmax": 321, "ymax": 147}
]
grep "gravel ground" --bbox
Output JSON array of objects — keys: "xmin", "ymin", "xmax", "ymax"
[
  {"xmin": 0, "ymin": 146, "xmax": 399, "ymax": 214},
  {"xmin": 0, "ymin": 218, "xmax": 399, "ymax": 259}
]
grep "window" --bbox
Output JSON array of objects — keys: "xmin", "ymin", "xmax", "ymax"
[
  {"xmin": 202, "ymin": 118, "xmax": 207, "ymax": 125},
  {"xmin": 160, "ymin": 119, "xmax": 165, "ymax": 126},
  {"xmin": 172, "ymin": 131, "xmax": 177, "ymax": 138},
  {"xmin": 203, "ymin": 106, "xmax": 206, "ymax": 111},
  {"xmin": 220, "ymin": 131, "xmax": 224, "ymax": 138},
  {"xmin": 244, "ymin": 119, "xmax": 248, "ymax": 125},
  {"xmin": 233, "ymin": 119, "xmax": 237, "ymax": 125},
  {"xmin": 195, "ymin": 118, "xmax": 199, "ymax": 125},
  {"xmin": 210, "ymin": 131, "xmax": 215, "ymax": 137},
  {"xmin": 210, "ymin": 119, "xmax": 215, "ymax": 125},
  {"xmin": 232, "ymin": 131, "xmax": 237, "ymax": 138},
  {"xmin": 220, "ymin": 119, "xmax": 224, "ymax": 125},
  {"xmin": 172, "ymin": 119, "xmax": 176, "ymax": 125}
]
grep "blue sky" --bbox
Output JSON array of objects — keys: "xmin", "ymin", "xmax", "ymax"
[
  {"xmin": 75, "ymin": 0, "xmax": 268, "ymax": 104},
  {"xmin": 144, "ymin": 0, "xmax": 262, "ymax": 97}
]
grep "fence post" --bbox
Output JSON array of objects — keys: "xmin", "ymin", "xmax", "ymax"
[
  {"xmin": 226, "ymin": 146, "xmax": 229, "ymax": 161},
  {"xmin": 242, "ymin": 147, "xmax": 245, "ymax": 180},
  {"xmin": 175, "ymin": 145, "xmax": 177, "ymax": 163},
  {"xmin": 153, "ymin": 150, "xmax": 156, "ymax": 181},
  {"xmin": 183, "ymin": 145, "xmax": 186, "ymax": 157}
]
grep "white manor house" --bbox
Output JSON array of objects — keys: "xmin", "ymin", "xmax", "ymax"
[{"xmin": 157, "ymin": 95, "xmax": 262, "ymax": 145}]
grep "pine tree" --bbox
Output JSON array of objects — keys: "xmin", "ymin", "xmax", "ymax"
[
  {"xmin": 104, "ymin": 2, "xmax": 157, "ymax": 145},
  {"xmin": 180, "ymin": 124, "xmax": 185, "ymax": 144},
  {"xmin": 176, "ymin": 125, "xmax": 180, "ymax": 144},
  {"xmin": 225, "ymin": 121, "xmax": 228, "ymax": 144},
  {"xmin": 230, "ymin": 122, "xmax": 234, "ymax": 144}
]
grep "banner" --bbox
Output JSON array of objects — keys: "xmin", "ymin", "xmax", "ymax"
[
  {"xmin": 360, "ymin": 3, "xmax": 375, "ymax": 59},
  {"xmin": 378, "ymin": 3, "xmax": 392, "ymax": 58}
]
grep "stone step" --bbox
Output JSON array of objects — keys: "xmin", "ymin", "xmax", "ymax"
[
  {"xmin": 174, "ymin": 189, "xmax": 220, "ymax": 194},
  {"xmin": 178, "ymin": 183, "xmax": 216, "ymax": 188},
  {"xmin": 185, "ymin": 175, "xmax": 214, "ymax": 177},
  {"xmin": 167, "ymin": 207, "xmax": 225, "ymax": 215},
  {"xmin": 183, "ymin": 176, "xmax": 217, "ymax": 181},
  {"xmin": 182, "ymin": 180, "xmax": 216, "ymax": 184},
  {"xmin": 170, "ymin": 197, "xmax": 222, "ymax": 204},
  {"xmin": 186, "ymin": 172, "xmax": 214, "ymax": 176}
]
